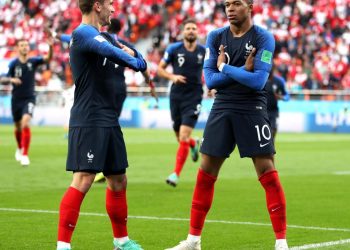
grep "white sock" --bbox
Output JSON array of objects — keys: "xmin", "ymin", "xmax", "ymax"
[
  {"xmin": 187, "ymin": 234, "xmax": 201, "ymax": 243},
  {"xmin": 57, "ymin": 241, "xmax": 71, "ymax": 249},
  {"xmin": 115, "ymin": 236, "xmax": 129, "ymax": 244},
  {"xmin": 275, "ymin": 239, "xmax": 288, "ymax": 245}
]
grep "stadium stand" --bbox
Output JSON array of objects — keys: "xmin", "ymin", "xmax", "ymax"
[{"xmin": 0, "ymin": 0, "xmax": 349, "ymax": 94}]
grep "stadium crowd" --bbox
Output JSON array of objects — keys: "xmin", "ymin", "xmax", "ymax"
[{"xmin": 0, "ymin": 0, "xmax": 349, "ymax": 91}]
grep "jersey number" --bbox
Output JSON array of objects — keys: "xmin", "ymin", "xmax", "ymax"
[
  {"xmin": 178, "ymin": 56, "xmax": 185, "ymax": 67},
  {"xmin": 15, "ymin": 67, "xmax": 22, "ymax": 78},
  {"xmin": 254, "ymin": 125, "xmax": 271, "ymax": 141}
]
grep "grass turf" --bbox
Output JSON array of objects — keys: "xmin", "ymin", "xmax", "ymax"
[{"xmin": 0, "ymin": 125, "xmax": 350, "ymax": 249}]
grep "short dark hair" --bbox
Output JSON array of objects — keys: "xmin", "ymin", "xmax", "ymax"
[
  {"xmin": 182, "ymin": 18, "xmax": 197, "ymax": 28},
  {"xmin": 16, "ymin": 39, "xmax": 28, "ymax": 45},
  {"xmin": 79, "ymin": 0, "xmax": 104, "ymax": 14},
  {"xmin": 108, "ymin": 18, "xmax": 122, "ymax": 34}
]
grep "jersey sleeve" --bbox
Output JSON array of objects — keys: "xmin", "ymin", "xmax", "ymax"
[
  {"xmin": 161, "ymin": 44, "xmax": 174, "ymax": 65},
  {"xmin": 276, "ymin": 75, "xmax": 290, "ymax": 101},
  {"xmin": 76, "ymin": 26, "xmax": 147, "ymax": 72},
  {"xmin": 7, "ymin": 59, "xmax": 16, "ymax": 77},
  {"xmin": 60, "ymin": 34, "xmax": 72, "ymax": 43},
  {"xmin": 221, "ymin": 29, "xmax": 275, "ymax": 90},
  {"xmin": 203, "ymin": 30, "xmax": 236, "ymax": 89}
]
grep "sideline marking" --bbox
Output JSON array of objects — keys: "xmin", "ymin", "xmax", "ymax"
[
  {"xmin": 290, "ymin": 238, "xmax": 350, "ymax": 249},
  {"xmin": 1, "ymin": 207, "xmax": 350, "ymax": 233},
  {"xmin": 333, "ymin": 171, "xmax": 350, "ymax": 175}
]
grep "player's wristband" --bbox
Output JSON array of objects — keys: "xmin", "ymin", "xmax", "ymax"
[{"xmin": 218, "ymin": 63, "xmax": 226, "ymax": 72}]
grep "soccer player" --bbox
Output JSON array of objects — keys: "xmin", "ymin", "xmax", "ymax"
[
  {"xmin": 157, "ymin": 18, "xmax": 205, "ymax": 187},
  {"xmin": 53, "ymin": 19, "xmax": 157, "ymax": 183},
  {"xmin": 265, "ymin": 66, "xmax": 289, "ymax": 142},
  {"xmin": 6, "ymin": 38, "xmax": 53, "ymax": 166},
  {"xmin": 93, "ymin": 18, "xmax": 157, "ymax": 182},
  {"xmin": 56, "ymin": 0, "xmax": 147, "ymax": 249},
  {"xmin": 165, "ymin": 0, "xmax": 288, "ymax": 250}
]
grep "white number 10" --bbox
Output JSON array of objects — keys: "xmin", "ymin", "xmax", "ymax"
[{"xmin": 254, "ymin": 125, "xmax": 271, "ymax": 141}]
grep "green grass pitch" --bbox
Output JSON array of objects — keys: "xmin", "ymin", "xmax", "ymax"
[{"xmin": 0, "ymin": 125, "xmax": 350, "ymax": 249}]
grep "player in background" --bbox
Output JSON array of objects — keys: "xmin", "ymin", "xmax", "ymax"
[
  {"xmin": 6, "ymin": 38, "xmax": 53, "ymax": 166},
  {"xmin": 94, "ymin": 18, "xmax": 157, "ymax": 182},
  {"xmin": 166, "ymin": 0, "xmax": 288, "ymax": 249},
  {"xmin": 157, "ymin": 18, "xmax": 205, "ymax": 187},
  {"xmin": 53, "ymin": 18, "xmax": 157, "ymax": 183},
  {"xmin": 265, "ymin": 66, "xmax": 289, "ymax": 142},
  {"xmin": 56, "ymin": 0, "xmax": 147, "ymax": 249}
]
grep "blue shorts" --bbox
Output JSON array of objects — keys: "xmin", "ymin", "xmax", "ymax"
[
  {"xmin": 170, "ymin": 97, "xmax": 202, "ymax": 131},
  {"xmin": 11, "ymin": 98, "xmax": 35, "ymax": 122},
  {"xmin": 66, "ymin": 126, "xmax": 128, "ymax": 175},
  {"xmin": 200, "ymin": 111, "xmax": 275, "ymax": 158}
]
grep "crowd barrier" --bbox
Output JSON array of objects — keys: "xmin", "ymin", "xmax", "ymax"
[{"xmin": 0, "ymin": 96, "xmax": 349, "ymax": 133}]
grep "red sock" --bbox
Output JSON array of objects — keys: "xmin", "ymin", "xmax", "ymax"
[
  {"xmin": 190, "ymin": 168, "xmax": 217, "ymax": 236},
  {"xmin": 259, "ymin": 170, "xmax": 287, "ymax": 239},
  {"xmin": 21, "ymin": 127, "xmax": 31, "ymax": 155},
  {"xmin": 189, "ymin": 138, "xmax": 196, "ymax": 148},
  {"xmin": 58, "ymin": 187, "xmax": 85, "ymax": 243},
  {"xmin": 173, "ymin": 141, "xmax": 190, "ymax": 176},
  {"xmin": 14, "ymin": 129, "xmax": 22, "ymax": 149},
  {"xmin": 106, "ymin": 188, "xmax": 128, "ymax": 238}
]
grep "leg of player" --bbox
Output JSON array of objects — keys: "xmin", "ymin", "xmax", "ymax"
[
  {"xmin": 166, "ymin": 154, "xmax": 224, "ymax": 250},
  {"xmin": 20, "ymin": 114, "xmax": 32, "ymax": 166},
  {"xmin": 14, "ymin": 121, "xmax": 22, "ymax": 162},
  {"xmin": 253, "ymin": 155, "xmax": 288, "ymax": 250},
  {"xmin": 189, "ymin": 137, "xmax": 200, "ymax": 162},
  {"xmin": 106, "ymin": 174, "xmax": 143, "ymax": 250},
  {"xmin": 166, "ymin": 125, "xmax": 193, "ymax": 187},
  {"xmin": 57, "ymin": 172, "xmax": 95, "ymax": 250}
]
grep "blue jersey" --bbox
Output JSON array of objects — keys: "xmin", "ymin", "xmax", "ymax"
[
  {"xmin": 69, "ymin": 24, "xmax": 147, "ymax": 127},
  {"xmin": 100, "ymin": 32, "xmax": 133, "ymax": 97},
  {"xmin": 265, "ymin": 75, "xmax": 289, "ymax": 113},
  {"xmin": 162, "ymin": 42, "xmax": 205, "ymax": 99},
  {"xmin": 204, "ymin": 25, "xmax": 275, "ymax": 114},
  {"xmin": 7, "ymin": 57, "xmax": 44, "ymax": 100}
]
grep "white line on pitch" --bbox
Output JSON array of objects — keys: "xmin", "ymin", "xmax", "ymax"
[
  {"xmin": 333, "ymin": 171, "xmax": 350, "ymax": 175},
  {"xmin": 1, "ymin": 207, "xmax": 350, "ymax": 233},
  {"xmin": 290, "ymin": 238, "xmax": 350, "ymax": 249}
]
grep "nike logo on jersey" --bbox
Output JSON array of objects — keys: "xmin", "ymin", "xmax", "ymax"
[{"xmin": 259, "ymin": 142, "xmax": 270, "ymax": 148}]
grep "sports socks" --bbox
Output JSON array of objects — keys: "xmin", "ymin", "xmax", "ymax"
[
  {"xmin": 259, "ymin": 170, "xmax": 287, "ymax": 239},
  {"xmin": 21, "ymin": 127, "xmax": 31, "ymax": 155},
  {"xmin": 58, "ymin": 186, "xmax": 85, "ymax": 243},
  {"xmin": 14, "ymin": 129, "xmax": 22, "ymax": 149},
  {"xmin": 106, "ymin": 188, "xmax": 128, "ymax": 238},
  {"xmin": 190, "ymin": 168, "xmax": 217, "ymax": 236},
  {"xmin": 174, "ymin": 141, "xmax": 190, "ymax": 176}
]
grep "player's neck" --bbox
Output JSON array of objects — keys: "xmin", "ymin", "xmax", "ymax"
[
  {"xmin": 184, "ymin": 40, "xmax": 197, "ymax": 52},
  {"xmin": 19, "ymin": 55, "xmax": 28, "ymax": 63},
  {"xmin": 82, "ymin": 15, "xmax": 102, "ymax": 30},
  {"xmin": 230, "ymin": 19, "xmax": 253, "ymax": 37}
]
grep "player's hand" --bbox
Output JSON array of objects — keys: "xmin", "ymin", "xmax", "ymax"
[
  {"xmin": 171, "ymin": 74, "xmax": 186, "ymax": 84},
  {"xmin": 149, "ymin": 80, "xmax": 158, "ymax": 102},
  {"xmin": 10, "ymin": 78, "xmax": 22, "ymax": 85},
  {"xmin": 116, "ymin": 41, "xmax": 135, "ymax": 57},
  {"xmin": 245, "ymin": 47, "xmax": 256, "ymax": 72},
  {"xmin": 217, "ymin": 45, "xmax": 226, "ymax": 69},
  {"xmin": 207, "ymin": 89, "xmax": 217, "ymax": 98}
]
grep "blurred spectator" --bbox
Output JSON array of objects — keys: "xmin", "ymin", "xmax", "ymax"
[{"xmin": 0, "ymin": 0, "xmax": 349, "ymax": 92}]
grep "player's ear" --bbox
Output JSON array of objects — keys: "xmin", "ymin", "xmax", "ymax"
[{"xmin": 94, "ymin": 1, "xmax": 102, "ymax": 13}]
